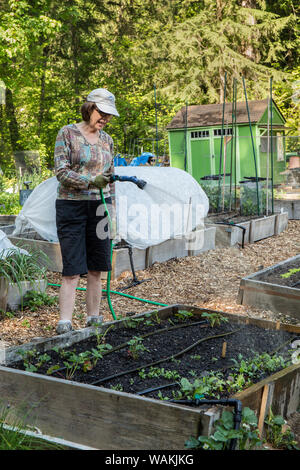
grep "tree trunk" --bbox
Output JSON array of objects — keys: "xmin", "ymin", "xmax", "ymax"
[{"xmin": 5, "ymin": 88, "xmax": 22, "ymax": 152}]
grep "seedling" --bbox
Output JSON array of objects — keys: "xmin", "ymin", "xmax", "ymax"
[
  {"xmin": 127, "ymin": 336, "xmax": 149, "ymax": 360},
  {"xmin": 280, "ymin": 267, "xmax": 300, "ymax": 279},
  {"xmin": 174, "ymin": 310, "xmax": 194, "ymax": 321},
  {"xmin": 201, "ymin": 312, "xmax": 229, "ymax": 327}
]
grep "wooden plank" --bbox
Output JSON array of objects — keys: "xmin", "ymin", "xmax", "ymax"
[
  {"xmin": 0, "ymin": 365, "xmax": 205, "ymax": 450},
  {"xmin": 258, "ymin": 384, "xmax": 270, "ymax": 437},
  {"xmin": 234, "ymin": 363, "xmax": 300, "ymax": 418}
]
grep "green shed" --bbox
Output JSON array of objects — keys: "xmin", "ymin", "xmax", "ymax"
[{"xmin": 166, "ymin": 99, "xmax": 287, "ymax": 186}]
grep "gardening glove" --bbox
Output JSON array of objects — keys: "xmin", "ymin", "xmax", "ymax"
[{"xmin": 90, "ymin": 174, "xmax": 110, "ymax": 190}]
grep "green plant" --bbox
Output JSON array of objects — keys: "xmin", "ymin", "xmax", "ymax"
[
  {"xmin": 0, "ymin": 248, "xmax": 48, "ymax": 308},
  {"xmin": 22, "ymin": 290, "xmax": 58, "ymax": 311},
  {"xmin": 280, "ymin": 267, "xmax": 300, "ymax": 279},
  {"xmin": 127, "ymin": 336, "xmax": 149, "ymax": 360},
  {"xmin": 63, "ymin": 351, "xmax": 92, "ymax": 380},
  {"xmin": 185, "ymin": 407, "xmax": 262, "ymax": 450},
  {"xmin": 17, "ymin": 348, "xmax": 38, "ymax": 372},
  {"xmin": 174, "ymin": 310, "xmax": 194, "ymax": 321},
  {"xmin": 201, "ymin": 312, "xmax": 229, "ymax": 327},
  {"xmin": 0, "ymin": 404, "xmax": 65, "ymax": 450},
  {"xmin": 264, "ymin": 409, "xmax": 299, "ymax": 450}
]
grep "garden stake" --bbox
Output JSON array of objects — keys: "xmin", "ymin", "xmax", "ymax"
[{"xmin": 221, "ymin": 341, "xmax": 227, "ymax": 358}]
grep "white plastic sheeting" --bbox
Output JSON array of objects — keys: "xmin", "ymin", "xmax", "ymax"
[
  {"xmin": 0, "ymin": 229, "xmax": 29, "ymax": 257},
  {"xmin": 12, "ymin": 167, "xmax": 209, "ymax": 249}
]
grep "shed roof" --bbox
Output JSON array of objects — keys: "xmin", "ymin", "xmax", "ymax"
[{"xmin": 166, "ymin": 99, "xmax": 285, "ymax": 130}]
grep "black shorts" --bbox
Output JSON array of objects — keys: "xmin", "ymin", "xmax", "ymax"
[{"xmin": 56, "ymin": 199, "xmax": 112, "ymax": 277}]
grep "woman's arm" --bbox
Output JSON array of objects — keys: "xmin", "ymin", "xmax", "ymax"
[{"xmin": 54, "ymin": 127, "xmax": 90, "ymax": 190}]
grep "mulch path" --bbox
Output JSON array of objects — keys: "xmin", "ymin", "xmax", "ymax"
[{"xmin": 0, "ymin": 220, "xmax": 300, "ymax": 348}]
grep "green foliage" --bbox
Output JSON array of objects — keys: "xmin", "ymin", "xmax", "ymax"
[
  {"xmin": 127, "ymin": 336, "xmax": 149, "ymax": 360},
  {"xmin": 0, "ymin": 192, "xmax": 21, "ymax": 215},
  {"xmin": 0, "ymin": 248, "xmax": 48, "ymax": 300},
  {"xmin": 264, "ymin": 409, "xmax": 299, "ymax": 450},
  {"xmin": 201, "ymin": 312, "xmax": 229, "ymax": 327},
  {"xmin": 0, "ymin": 403, "xmax": 65, "ymax": 450},
  {"xmin": 0, "ymin": 0, "xmax": 299, "ymax": 175},
  {"xmin": 22, "ymin": 290, "xmax": 58, "ymax": 311},
  {"xmin": 280, "ymin": 267, "xmax": 300, "ymax": 278},
  {"xmin": 185, "ymin": 407, "xmax": 262, "ymax": 450}
]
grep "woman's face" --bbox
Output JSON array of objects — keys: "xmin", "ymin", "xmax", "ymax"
[{"xmin": 89, "ymin": 108, "xmax": 112, "ymax": 131}]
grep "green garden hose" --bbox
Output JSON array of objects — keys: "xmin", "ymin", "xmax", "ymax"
[{"xmin": 48, "ymin": 188, "xmax": 168, "ymax": 320}]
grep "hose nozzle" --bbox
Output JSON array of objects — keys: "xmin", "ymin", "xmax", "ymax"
[{"xmin": 110, "ymin": 175, "xmax": 147, "ymax": 190}]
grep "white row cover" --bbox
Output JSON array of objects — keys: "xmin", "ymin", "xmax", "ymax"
[
  {"xmin": 0, "ymin": 229, "xmax": 29, "ymax": 258},
  {"xmin": 13, "ymin": 167, "xmax": 209, "ymax": 249}
]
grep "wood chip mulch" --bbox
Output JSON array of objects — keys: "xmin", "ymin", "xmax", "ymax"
[{"xmin": 1, "ymin": 220, "xmax": 300, "ymax": 348}]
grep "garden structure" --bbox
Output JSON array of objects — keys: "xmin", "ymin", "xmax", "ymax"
[
  {"xmin": 167, "ymin": 98, "xmax": 286, "ymax": 192},
  {"xmin": 0, "ymin": 305, "xmax": 299, "ymax": 450},
  {"xmin": 238, "ymin": 254, "xmax": 300, "ymax": 320}
]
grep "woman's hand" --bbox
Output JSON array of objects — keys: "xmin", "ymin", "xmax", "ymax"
[{"xmin": 90, "ymin": 174, "xmax": 110, "ymax": 189}]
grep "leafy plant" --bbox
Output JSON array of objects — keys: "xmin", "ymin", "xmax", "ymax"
[
  {"xmin": 264, "ymin": 409, "xmax": 299, "ymax": 450},
  {"xmin": 174, "ymin": 310, "xmax": 194, "ymax": 321},
  {"xmin": 22, "ymin": 290, "xmax": 58, "ymax": 311},
  {"xmin": 127, "ymin": 336, "xmax": 149, "ymax": 360},
  {"xmin": 280, "ymin": 267, "xmax": 300, "ymax": 279},
  {"xmin": 185, "ymin": 407, "xmax": 262, "ymax": 450},
  {"xmin": 201, "ymin": 312, "xmax": 229, "ymax": 327},
  {"xmin": 0, "ymin": 248, "xmax": 49, "ymax": 310}
]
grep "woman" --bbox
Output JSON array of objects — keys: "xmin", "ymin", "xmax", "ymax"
[{"xmin": 54, "ymin": 88, "xmax": 119, "ymax": 334}]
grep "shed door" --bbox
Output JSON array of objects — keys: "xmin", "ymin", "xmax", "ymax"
[
  {"xmin": 213, "ymin": 137, "xmax": 234, "ymax": 176},
  {"xmin": 190, "ymin": 138, "xmax": 211, "ymax": 182}
]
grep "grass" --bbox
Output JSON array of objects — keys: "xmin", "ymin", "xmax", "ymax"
[{"xmin": 0, "ymin": 405, "xmax": 65, "ymax": 450}]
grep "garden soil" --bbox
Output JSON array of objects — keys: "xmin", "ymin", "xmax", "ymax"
[{"xmin": 1, "ymin": 219, "xmax": 300, "ymax": 447}]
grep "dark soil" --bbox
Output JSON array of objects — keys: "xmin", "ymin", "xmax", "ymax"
[
  {"xmin": 257, "ymin": 259, "xmax": 300, "ymax": 288},
  {"xmin": 10, "ymin": 312, "xmax": 299, "ymax": 402}
]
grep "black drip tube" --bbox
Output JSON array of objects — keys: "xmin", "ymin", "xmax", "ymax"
[
  {"xmin": 214, "ymin": 222, "xmax": 246, "ymax": 248},
  {"xmin": 169, "ymin": 397, "xmax": 243, "ymax": 450}
]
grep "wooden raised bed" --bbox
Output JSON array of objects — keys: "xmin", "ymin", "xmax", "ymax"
[
  {"xmin": 0, "ymin": 305, "xmax": 299, "ymax": 450},
  {"xmin": 206, "ymin": 212, "xmax": 288, "ymax": 247},
  {"xmin": 274, "ymin": 199, "xmax": 300, "ymax": 220},
  {"xmin": 8, "ymin": 227, "xmax": 216, "ymax": 279},
  {"xmin": 238, "ymin": 254, "xmax": 300, "ymax": 321}
]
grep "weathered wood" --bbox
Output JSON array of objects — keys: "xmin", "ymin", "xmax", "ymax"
[
  {"xmin": 238, "ymin": 254, "xmax": 300, "ymax": 320},
  {"xmin": 258, "ymin": 384, "xmax": 270, "ymax": 436},
  {"xmin": 0, "ymin": 365, "xmax": 206, "ymax": 450},
  {"xmin": 234, "ymin": 363, "xmax": 300, "ymax": 417},
  {"xmin": 0, "ymin": 304, "xmax": 299, "ymax": 449}
]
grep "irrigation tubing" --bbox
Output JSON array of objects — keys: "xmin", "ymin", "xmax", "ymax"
[
  {"xmin": 89, "ymin": 327, "xmax": 244, "ymax": 386},
  {"xmin": 213, "ymin": 222, "xmax": 246, "ymax": 248},
  {"xmin": 48, "ymin": 318, "xmax": 209, "ymax": 377},
  {"xmin": 136, "ymin": 335, "xmax": 299, "ymax": 398}
]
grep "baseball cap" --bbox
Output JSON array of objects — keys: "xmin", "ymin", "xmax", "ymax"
[{"xmin": 86, "ymin": 88, "xmax": 119, "ymax": 117}]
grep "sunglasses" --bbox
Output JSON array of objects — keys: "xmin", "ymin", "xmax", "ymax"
[{"xmin": 97, "ymin": 109, "xmax": 112, "ymax": 119}]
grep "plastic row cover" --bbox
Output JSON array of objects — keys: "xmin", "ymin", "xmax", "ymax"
[{"xmin": 13, "ymin": 167, "xmax": 209, "ymax": 249}]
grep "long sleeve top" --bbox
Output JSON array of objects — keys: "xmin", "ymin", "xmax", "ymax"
[{"xmin": 54, "ymin": 124, "xmax": 115, "ymax": 201}]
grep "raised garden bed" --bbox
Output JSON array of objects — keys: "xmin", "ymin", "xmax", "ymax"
[
  {"xmin": 0, "ymin": 305, "xmax": 299, "ymax": 450},
  {"xmin": 274, "ymin": 199, "xmax": 300, "ymax": 220},
  {"xmin": 205, "ymin": 211, "xmax": 288, "ymax": 247},
  {"xmin": 8, "ymin": 227, "xmax": 216, "ymax": 279},
  {"xmin": 238, "ymin": 254, "xmax": 300, "ymax": 320}
]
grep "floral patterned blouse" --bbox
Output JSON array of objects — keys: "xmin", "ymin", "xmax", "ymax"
[{"xmin": 54, "ymin": 124, "xmax": 115, "ymax": 201}]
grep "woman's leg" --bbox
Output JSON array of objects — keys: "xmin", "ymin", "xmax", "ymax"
[
  {"xmin": 59, "ymin": 274, "xmax": 80, "ymax": 322},
  {"xmin": 86, "ymin": 270, "xmax": 102, "ymax": 317}
]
